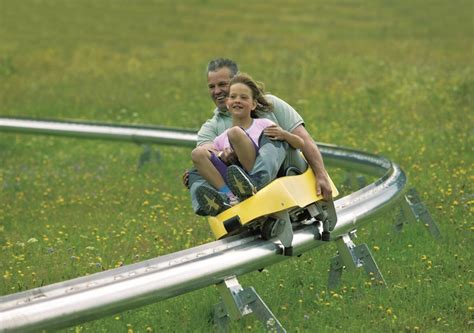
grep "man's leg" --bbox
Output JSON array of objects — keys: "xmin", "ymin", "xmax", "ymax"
[
  {"xmin": 278, "ymin": 147, "xmax": 308, "ymax": 177},
  {"xmin": 188, "ymin": 167, "xmax": 213, "ymax": 215},
  {"xmin": 249, "ymin": 135, "xmax": 289, "ymax": 189}
]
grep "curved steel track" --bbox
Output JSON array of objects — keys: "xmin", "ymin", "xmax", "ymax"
[{"xmin": 0, "ymin": 117, "xmax": 407, "ymax": 332}]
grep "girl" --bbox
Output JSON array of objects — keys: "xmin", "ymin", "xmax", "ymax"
[{"xmin": 192, "ymin": 73, "xmax": 304, "ymax": 216}]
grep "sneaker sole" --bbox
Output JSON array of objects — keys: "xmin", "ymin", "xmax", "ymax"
[
  {"xmin": 227, "ymin": 165, "xmax": 257, "ymax": 199},
  {"xmin": 196, "ymin": 186, "xmax": 229, "ymax": 216}
]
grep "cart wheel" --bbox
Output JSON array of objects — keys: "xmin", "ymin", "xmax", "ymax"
[{"xmin": 261, "ymin": 218, "xmax": 279, "ymax": 240}]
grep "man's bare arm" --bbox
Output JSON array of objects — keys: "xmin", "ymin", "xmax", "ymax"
[{"xmin": 292, "ymin": 125, "xmax": 333, "ymax": 200}]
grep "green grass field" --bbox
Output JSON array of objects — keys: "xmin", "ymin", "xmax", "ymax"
[{"xmin": 1, "ymin": 0, "xmax": 472, "ymax": 332}]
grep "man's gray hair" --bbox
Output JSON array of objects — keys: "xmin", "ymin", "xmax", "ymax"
[{"xmin": 206, "ymin": 58, "xmax": 239, "ymax": 76}]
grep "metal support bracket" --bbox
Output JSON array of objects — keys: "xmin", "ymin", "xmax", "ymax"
[
  {"xmin": 328, "ymin": 233, "xmax": 386, "ymax": 289},
  {"xmin": 214, "ymin": 276, "xmax": 286, "ymax": 332},
  {"xmin": 395, "ymin": 188, "xmax": 441, "ymax": 238},
  {"xmin": 136, "ymin": 144, "xmax": 160, "ymax": 170},
  {"xmin": 271, "ymin": 211, "xmax": 294, "ymax": 256},
  {"xmin": 314, "ymin": 200, "xmax": 338, "ymax": 241}
]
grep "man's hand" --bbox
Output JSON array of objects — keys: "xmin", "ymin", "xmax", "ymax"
[
  {"xmin": 291, "ymin": 125, "xmax": 332, "ymax": 201},
  {"xmin": 182, "ymin": 169, "xmax": 190, "ymax": 188},
  {"xmin": 316, "ymin": 172, "xmax": 333, "ymax": 201}
]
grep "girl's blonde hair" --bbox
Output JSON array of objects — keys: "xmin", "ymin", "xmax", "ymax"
[{"xmin": 229, "ymin": 73, "xmax": 273, "ymax": 117}]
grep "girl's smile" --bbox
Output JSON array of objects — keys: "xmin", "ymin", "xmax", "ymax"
[{"xmin": 226, "ymin": 83, "xmax": 257, "ymax": 120}]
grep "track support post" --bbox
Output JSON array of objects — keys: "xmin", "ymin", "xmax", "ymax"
[
  {"xmin": 328, "ymin": 232, "xmax": 386, "ymax": 289},
  {"xmin": 395, "ymin": 188, "xmax": 441, "ymax": 238},
  {"xmin": 214, "ymin": 276, "xmax": 286, "ymax": 333}
]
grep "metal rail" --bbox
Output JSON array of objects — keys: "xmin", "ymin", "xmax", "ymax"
[
  {"xmin": 0, "ymin": 117, "xmax": 197, "ymax": 147},
  {"xmin": 0, "ymin": 117, "xmax": 407, "ymax": 332}
]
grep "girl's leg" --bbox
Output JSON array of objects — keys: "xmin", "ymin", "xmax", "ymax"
[
  {"xmin": 191, "ymin": 147, "xmax": 226, "ymax": 189},
  {"xmin": 227, "ymin": 127, "xmax": 257, "ymax": 172}
]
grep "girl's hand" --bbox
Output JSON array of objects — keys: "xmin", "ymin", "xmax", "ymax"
[
  {"xmin": 263, "ymin": 125, "xmax": 287, "ymax": 141},
  {"xmin": 218, "ymin": 147, "xmax": 237, "ymax": 165}
]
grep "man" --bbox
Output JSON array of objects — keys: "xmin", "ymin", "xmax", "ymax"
[{"xmin": 187, "ymin": 58, "xmax": 332, "ymax": 216}]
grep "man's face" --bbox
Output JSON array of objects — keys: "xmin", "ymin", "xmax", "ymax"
[{"xmin": 207, "ymin": 67, "xmax": 233, "ymax": 110}]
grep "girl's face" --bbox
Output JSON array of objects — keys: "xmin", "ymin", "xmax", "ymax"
[{"xmin": 226, "ymin": 83, "xmax": 257, "ymax": 118}]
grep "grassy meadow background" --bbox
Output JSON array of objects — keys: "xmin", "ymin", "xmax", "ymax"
[{"xmin": 0, "ymin": 0, "xmax": 472, "ymax": 332}]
